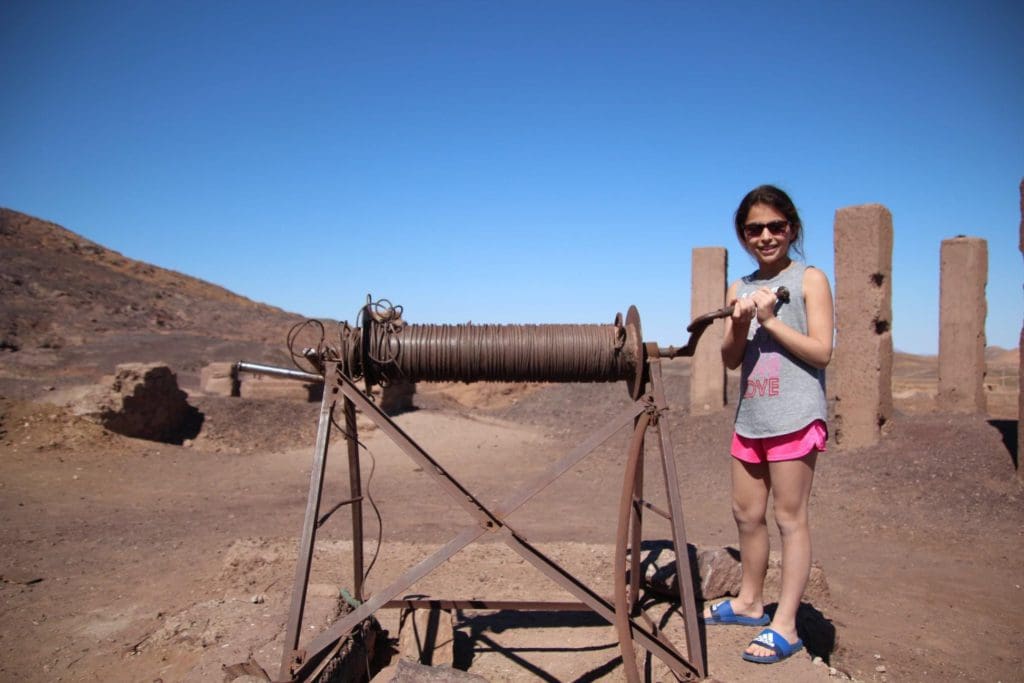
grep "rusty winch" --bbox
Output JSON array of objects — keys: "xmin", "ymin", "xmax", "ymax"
[{"xmin": 235, "ymin": 293, "xmax": 775, "ymax": 682}]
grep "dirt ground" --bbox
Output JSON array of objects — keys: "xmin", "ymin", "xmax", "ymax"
[{"xmin": 1, "ymin": 351, "xmax": 1021, "ymax": 683}]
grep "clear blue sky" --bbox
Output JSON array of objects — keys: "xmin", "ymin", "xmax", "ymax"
[{"xmin": 2, "ymin": 1, "xmax": 1021, "ymax": 354}]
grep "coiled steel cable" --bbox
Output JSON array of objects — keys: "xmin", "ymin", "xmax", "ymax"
[{"xmin": 366, "ymin": 321, "xmax": 640, "ymax": 384}]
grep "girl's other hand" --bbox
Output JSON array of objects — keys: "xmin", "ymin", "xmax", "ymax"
[{"xmin": 731, "ymin": 296, "xmax": 756, "ymax": 324}]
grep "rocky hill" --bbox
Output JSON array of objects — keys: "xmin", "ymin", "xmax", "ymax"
[{"xmin": 0, "ymin": 208, "xmax": 308, "ymax": 396}]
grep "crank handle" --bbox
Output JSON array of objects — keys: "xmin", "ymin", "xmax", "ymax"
[{"xmin": 657, "ymin": 286, "xmax": 790, "ymax": 359}]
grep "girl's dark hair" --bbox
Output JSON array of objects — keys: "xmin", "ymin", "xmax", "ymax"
[{"xmin": 734, "ymin": 184, "xmax": 804, "ymax": 258}]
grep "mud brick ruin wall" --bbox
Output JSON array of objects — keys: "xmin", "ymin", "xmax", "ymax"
[
  {"xmin": 828, "ymin": 204, "xmax": 894, "ymax": 449},
  {"xmin": 689, "ymin": 247, "xmax": 727, "ymax": 412},
  {"xmin": 938, "ymin": 237, "xmax": 988, "ymax": 413}
]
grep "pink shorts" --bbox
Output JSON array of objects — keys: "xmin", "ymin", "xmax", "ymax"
[{"xmin": 730, "ymin": 420, "xmax": 827, "ymax": 463}]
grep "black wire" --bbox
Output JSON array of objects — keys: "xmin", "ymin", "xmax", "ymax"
[
  {"xmin": 327, "ymin": 413, "xmax": 384, "ymax": 590},
  {"xmin": 360, "ymin": 439, "xmax": 384, "ymax": 587},
  {"xmin": 286, "ymin": 319, "xmax": 327, "ymax": 373}
]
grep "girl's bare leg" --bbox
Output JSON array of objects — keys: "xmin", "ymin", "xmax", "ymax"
[
  {"xmin": 703, "ymin": 457, "xmax": 771, "ymax": 620},
  {"xmin": 745, "ymin": 451, "xmax": 817, "ymax": 658}
]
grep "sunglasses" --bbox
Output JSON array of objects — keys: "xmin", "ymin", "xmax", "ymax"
[{"xmin": 743, "ymin": 220, "xmax": 789, "ymax": 238}]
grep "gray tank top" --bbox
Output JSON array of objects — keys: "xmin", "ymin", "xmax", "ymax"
[{"xmin": 734, "ymin": 261, "xmax": 828, "ymax": 438}]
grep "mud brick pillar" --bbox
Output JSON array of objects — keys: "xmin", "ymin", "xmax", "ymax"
[
  {"xmin": 690, "ymin": 247, "xmax": 728, "ymax": 411},
  {"xmin": 830, "ymin": 205, "xmax": 893, "ymax": 449},
  {"xmin": 937, "ymin": 237, "xmax": 988, "ymax": 413},
  {"xmin": 1019, "ymin": 178, "xmax": 1023, "ymax": 482}
]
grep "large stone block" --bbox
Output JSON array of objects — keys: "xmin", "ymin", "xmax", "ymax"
[
  {"xmin": 239, "ymin": 373, "xmax": 320, "ymax": 401},
  {"xmin": 199, "ymin": 361, "xmax": 239, "ymax": 397},
  {"xmin": 830, "ymin": 204, "xmax": 894, "ymax": 449},
  {"xmin": 690, "ymin": 247, "xmax": 728, "ymax": 411},
  {"xmin": 70, "ymin": 362, "xmax": 202, "ymax": 443},
  {"xmin": 938, "ymin": 237, "xmax": 988, "ymax": 413}
]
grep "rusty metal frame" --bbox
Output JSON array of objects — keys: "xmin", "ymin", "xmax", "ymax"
[{"xmin": 269, "ymin": 355, "xmax": 707, "ymax": 681}]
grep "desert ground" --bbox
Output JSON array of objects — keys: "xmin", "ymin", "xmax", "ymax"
[{"xmin": 1, "ymin": 208, "xmax": 1022, "ymax": 682}]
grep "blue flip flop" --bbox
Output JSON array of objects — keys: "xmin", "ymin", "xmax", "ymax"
[
  {"xmin": 703, "ymin": 600, "xmax": 771, "ymax": 626},
  {"xmin": 742, "ymin": 628, "xmax": 804, "ymax": 664}
]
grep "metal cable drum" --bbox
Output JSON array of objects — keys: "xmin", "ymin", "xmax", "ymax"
[{"xmin": 363, "ymin": 306, "xmax": 646, "ymax": 398}]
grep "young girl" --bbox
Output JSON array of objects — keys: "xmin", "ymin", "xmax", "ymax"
[{"xmin": 702, "ymin": 185, "xmax": 834, "ymax": 664}]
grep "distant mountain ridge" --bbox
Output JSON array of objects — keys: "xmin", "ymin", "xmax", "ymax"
[{"xmin": 0, "ymin": 207, "xmax": 304, "ymax": 353}]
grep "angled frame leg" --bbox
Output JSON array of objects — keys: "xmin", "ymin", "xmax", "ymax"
[
  {"xmin": 343, "ymin": 396, "xmax": 365, "ymax": 601},
  {"xmin": 648, "ymin": 354, "xmax": 707, "ymax": 678},
  {"xmin": 610, "ymin": 354, "xmax": 709, "ymax": 681},
  {"xmin": 278, "ymin": 363, "xmax": 338, "ymax": 681},
  {"xmin": 629, "ymin": 419, "xmax": 644, "ymax": 615},
  {"xmin": 615, "ymin": 411, "xmax": 653, "ymax": 682}
]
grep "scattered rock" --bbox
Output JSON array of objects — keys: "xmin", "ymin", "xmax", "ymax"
[
  {"xmin": 222, "ymin": 654, "xmax": 271, "ymax": 682},
  {"xmin": 398, "ymin": 606, "xmax": 455, "ymax": 667},
  {"xmin": 643, "ymin": 543, "xmax": 830, "ymax": 604},
  {"xmin": 697, "ymin": 546, "xmax": 744, "ymax": 601}
]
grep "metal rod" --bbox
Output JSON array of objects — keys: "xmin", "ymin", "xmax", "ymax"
[
  {"xmin": 614, "ymin": 412, "xmax": 652, "ymax": 683},
  {"xmin": 629, "ymin": 425, "xmax": 644, "ymax": 617},
  {"xmin": 648, "ymin": 353, "xmax": 707, "ymax": 678},
  {"xmin": 635, "ymin": 498, "xmax": 671, "ymax": 520},
  {"xmin": 382, "ymin": 600, "xmax": 588, "ymax": 611},
  {"xmin": 336, "ymin": 372, "xmax": 502, "ymax": 529},
  {"xmin": 234, "ymin": 361, "xmax": 323, "ymax": 383},
  {"xmin": 278, "ymin": 365, "xmax": 336, "ymax": 681},
  {"xmin": 492, "ymin": 399, "xmax": 647, "ymax": 518},
  {"xmin": 343, "ymin": 397, "xmax": 365, "ymax": 602}
]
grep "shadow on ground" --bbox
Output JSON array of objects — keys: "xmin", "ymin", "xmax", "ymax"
[
  {"xmin": 988, "ymin": 419, "xmax": 1019, "ymax": 468},
  {"xmin": 454, "ymin": 610, "xmax": 617, "ymax": 682}
]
